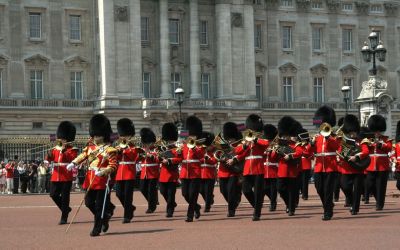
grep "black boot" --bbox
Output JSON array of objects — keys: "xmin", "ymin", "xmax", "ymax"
[
  {"xmin": 194, "ymin": 205, "xmax": 201, "ymax": 219},
  {"xmin": 59, "ymin": 207, "xmax": 72, "ymax": 225},
  {"xmin": 227, "ymin": 210, "xmax": 235, "ymax": 217}
]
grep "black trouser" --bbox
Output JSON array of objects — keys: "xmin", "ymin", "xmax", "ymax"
[
  {"xmin": 20, "ymin": 175, "xmax": 28, "ymax": 193},
  {"xmin": 396, "ymin": 172, "xmax": 400, "ymax": 191},
  {"xmin": 366, "ymin": 171, "xmax": 389, "ymax": 209},
  {"xmin": 13, "ymin": 177, "xmax": 19, "ymax": 194},
  {"xmin": 85, "ymin": 189, "xmax": 107, "ymax": 233},
  {"xmin": 50, "ymin": 181, "xmax": 72, "ymax": 219},
  {"xmin": 140, "ymin": 178, "xmax": 158, "ymax": 211},
  {"xmin": 115, "ymin": 180, "xmax": 135, "ymax": 219},
  {"xmin": 159, "ymin": 182, "xmax": 177, "ymax": 215},
  {"xmin": 314, "ymin": 172, "xmax": 338, "ymax": 217},
  {"xmin": 219, "ymin": 176, "xmax": 240, "ymax": 213},
  {"xmin": 242, "ymin": 174, "xmax": 264, "ymax": 217},
  {"xmin": 277, "ymin": 177, "xmax": 298, "ymax": 213},
  {"xmin": 300, "ymin": 170, "xmax": 311, "ymax": 199},
  {"xmin": 333, "ymin": 173, "xmax": 341, "ymax": 201},
  {"xmin": 264, "ymin": 178, "xmax": 277, "ymax": 206},
  {"xmin": 341, "ymin": 174, "xmax": 364, "ymax": 213},
  {"xmin": 200, "ymin": 179, "xmax": 215, "ymax": 210},
  {"xmin": 181, "ymin": 178, "xmax": 201, "ymax": 219}
]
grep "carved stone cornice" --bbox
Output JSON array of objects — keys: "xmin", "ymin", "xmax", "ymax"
[
  {"xmin": 200, "ymin": 58, "xmax": 216, "ymax": 69},
  {"xmin": 142, "ymin": 57, "xmax": 157, "ymax": 69},
  {"xmin": 114, "ymin": 5, "xmax": 128, "ymax": 22},
  {"xmin": 0, "ymin": 54, "xmax": 9, "ymax": 66},
  {"xmin": 310, "ymin": 63, "xmax": 328, "ymax": 75},
  {"xmin": 296, "ymin": 0, "xmax": 311, "ymax": 12},
  {"xmin": 64, "ymin": 55, "xmax": 89, "ymax": 68},
  {"xmin": 279, "ymin": 62, "xmax": 298, "ymax": 74},
  {"xmin": 340, "ymin": 64, "xmax": 359, "ymax": 75},
  {"xmin": 231, "ymin": 13, "xmax": 243, "ymax": 28},
  {"xmin": 355, "ymin": 1, "xmax": 370, "ymax": 15},
  {"xmin": 24, "ymin": 54, "xmax": 50, "ymax": 66},
  {"xmin": 325, "ymin": 0, "xmax": 340, "ymax": 13},
  {"xmin": 384, "ymin": 2, "xmax": 399, "ymax": 16}
]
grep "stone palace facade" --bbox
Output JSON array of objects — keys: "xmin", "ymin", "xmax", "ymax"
[{"xmin": 0, "ymin": 0, "xmax": 400, "ymax": 142}]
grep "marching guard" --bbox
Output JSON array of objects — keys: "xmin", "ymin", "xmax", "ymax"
[
  {"xmin": 297, "ymin": 128, "xmax": 313, "ymax": 201},
  {"xmin": 68, "ymin": 114, "xmax": 117, "ymax": 237},
  {"xmin": 393, "ymin": 121, "xmax": 400, "ymax": 191},
  {"xmin": 46, "ymin": 121, "xmax": 77, "ymax": 225},
  {"xmin": 158, "ymin": 122, "xmax": 181, "ymax": 217},
  {"xmin": 312, "ymin": 106, "xmax": 340, "ymax": 220},
  {"xmin": 263, "ymin": 124, "xmax": 279, "ymax": 211},
  {"xmin": 365, "ymin": 115, "xmax": 392, "ymax": 210},
  {"xmin": 115, "ymin": 118, "xmax": 141, "ymax": 223}
]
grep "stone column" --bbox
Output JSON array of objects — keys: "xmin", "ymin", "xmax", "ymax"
[
  {"xmin": 243, "ymin": 4, "xmax": 256, "ymax": 98},
  {"xmin": 9, "ymin": 2, "xmax": 24, "ymax": 98},
  {"xmin": 159, "ymin": 0, "xmax": 171, "ymax": 98},
  {"xmin": 129, "ymin": 0, "xmax": 143, "ymax": 97},
  {"xmin": 189, "ymin": 0, "xmax": 201, "ymax": 98},
  {"xmin": 98, "ymin": 0, "xmax": 118, "ymax": 106},
  {"xmin": 215, "ymin": 3, "xmax": 232, "ymax": 98}
]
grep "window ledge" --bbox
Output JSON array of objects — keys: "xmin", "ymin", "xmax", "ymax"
[
  {"xmin": 343, "ymin": 51, "xmax": 354, "ymax": 56},
  {"xmin": 29, "ymin": 38, "xmax": 45, "ymax": 43},
  {"xmin": 69, "ymin": 40, "xmax": 82, "ymax": 45},
  {"xmin": 255, "ymin": 48, "xmax": 263, "ymax": 53},
  {"xmin": 141, "ymin": 41, "xmax": 150, "ymax": 47},
  {"xmin": 282, "ymin": 49, "xmax": 294, "ymax": 54},
  {"xmin": 200, "ymin": 44, "xmax": 209, "ymax": 49},
  {"xmin": 312, "ymin": 50, "xmax": 325, "ymax": 55}
]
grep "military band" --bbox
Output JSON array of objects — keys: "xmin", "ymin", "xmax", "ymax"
[{"xmin": 42, "ymin": 106, "xmax": 400, "ymax": 236}]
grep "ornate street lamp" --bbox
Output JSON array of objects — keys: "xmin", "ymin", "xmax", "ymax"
[
  {"xmin": 361, "ymin": 31, "xmax": 387, "ymax": 76},
  {"xmin": 341, "ymin": 85, "xmax": 351, "ymax": 115},
  {"xmin": 174, "ymin": 85, "xmax": 184, "ymax": 129}
]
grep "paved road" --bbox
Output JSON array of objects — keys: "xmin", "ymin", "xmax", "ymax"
[{"xmin": 1, "ymin": 181, "xmax": 399, "ymax": 249}]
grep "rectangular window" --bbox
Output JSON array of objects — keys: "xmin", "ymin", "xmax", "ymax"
[
  {"xmin": 254, "ymin": 24, "xmax": 262, "ymax": 49},
  {"xmin": 342, "ymin": 29, "xmax": 352, "ymax": 52},
  {"xmin": 70, "ymin": 72, "xmax": 83, "ymax": 100},
  {"xmin": 311, "ymin": 1, "xmax": 323, "ymax": 9},
  {"xmin": 143, "ymin": 72, "xmax": 151, "ymax": 98},
  {"xmin": 372, "ymin": 30, "xmax": 381, "ymax": 43},
  {"xmin": 141, "ymin": 17, "xmax": 149, "ymax": 42},
  {"xmin": 169, "ymin": 19, "xmax": 180, "ymax": 45},
  {"xmin": 253, "ymin": 0, "xmax": 262, "ymax": 4},
  {"xmin": 30, "ymin": 70, "xmax": 43, "ymax": 99},
  {"xmin": 370, "ymin": 5, "xmax": 383, "ymax": 13},
  {"xmin": 170, "ymin": 73, "xmax": 181, "ymax": 97},
  {"xmin": 313, "ymin": 77, "xmax": 324, "ymax": 103},
  {"xmin": 283, "ymin": 77, "xmax": 293, "ymax": 102},
  {"xmin": 282, "ymin": 26, "xmax": 292, "ymax": 49},
  {"xmin": 33, "ymin": 122, "xmax": 43, "ymax": 129},
  {"xmin": 29, "ymin": 13, "xmax": 41, "ymax": 39},
  {"xmin": 342, "ymin": 3, "xmax": 353, "ymax": 11},
  {"xmin": 69, "ymin": 15, "xmax": 81, "ymax": 41},
  {"xmin": 281, "ymin": 0, "xmax": 293, "ymax": 7},
  {"xmin": 201, "ymin": 73, "xmax": 210, "ymax": 99},
  {"xmin": 312, "ymin": 27, "xmax": 323, "ymax": 50},
  {"xmin": 344, "ymin": 78, "xmax": 354, "ymax": 102},
  {"xmin": 200, "ymin": 21, "xmax": 208, "ymax": 46},
  {"xmin": 256, "ymin": 76, "xmax": 262, "ymax": 101}
]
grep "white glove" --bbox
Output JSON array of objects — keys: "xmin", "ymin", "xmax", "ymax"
[
  {"xmin": 95, "ymin": 170, "xmax": 104, "ymax": 177},
  {"xmin": 66, "ymin": 163, "xmax": 75, "ymax": 171}
]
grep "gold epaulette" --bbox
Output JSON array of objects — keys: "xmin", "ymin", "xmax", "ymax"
[
  {"xmin": 360, "ymin": 138, "xmax": 370, "ymax": 145},
  {"xmin": 295, "ymin": 142, "xmax": 302, "ymax": 147}
]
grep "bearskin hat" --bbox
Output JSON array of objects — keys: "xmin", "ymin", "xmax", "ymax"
[
  {"xmin": 263, "ymin": 124, "xmax": 277, "ymax": 141},
  {"xmin": 57, "ymin": 121, "xmax": 76, "ymax": 142},
  {"xmin": 117, "ymin": 118, "xmax": 135, "ymax": 137},
  {"xmin": 201, "ymin": 131, "xmax": 215, "ymax": 147},
  {"xmin": 396, "ymin": 121, "xmax": 400, "ymax": 143},
  {"xmin": 223, "ymin": 122, "xmax": 241, "ymax": 140},
  {"xmin": 140, "ymin": 128, "xmax": 156, "ymax": 144},
  {"xmin": 185, "ymin": 115, "xmax": 203, "ymax": 138},
  {"xmin": 368, "ymin": 114, "xmax": 386, "ymax": 132},
  {"xmin": 89, "ymin": 114, "xmax": 112, "ymax": 142},
  {"xmin": 359, "ymin": 126, "xmax": 372, "ymax": 140},
  {"xmin": 278, "ymin": 116, "xmax": 300, "ymax": 137},
  {"xmin": 162, "ymin": 122, "xmax": 178, "ymax": 141},
  {"xmin": 314, "ymin": 105, "xmax": 336, "ymax": 127},
  {"xmin": 342, "ymin": 114, "xmax": 360, "ymax": 134},
  {"xmin": 245, "ymin": 114, "xmax": 263, "ymax": 132},
  {"xmin": 337, "ymin": 117, "xmax": 344, "ymax": 127}
]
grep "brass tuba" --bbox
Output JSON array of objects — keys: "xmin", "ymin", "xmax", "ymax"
[{"xmin": 319, "ymin": 122, "xmax": 332, "ymax": 137}]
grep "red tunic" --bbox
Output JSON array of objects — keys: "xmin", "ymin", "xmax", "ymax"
[
  {"xmin": 366, "ymin": 136, "xmax": 392, "ymax": 172},
  {"xmin": 46, "ymin": 145, "xmax": 78, "ymax": 182},
  {"xmin": 270, "ymin": 141, "xmax": 302, "ymax": 178},
  {"xmin": 393, "ymin": 143, "xmax": 400, "ymax": 172},
  {"xmin": 5, "ymin": 163, "xmax": 14, "ymax": 178},
  {"xmin": 201, "ymin": 149, "xmax": 218, "ymax": 179},
  {"xmin": 72, "ymin": 143, "xmax": 118, "ymax": 190},
  {"xmin": 217, "ymin": 141, "xmax": 244, "ymax": 178},
  {"xmin": 234, "ymin": 138, "xmax": 269, "ymax": 176},
  {"xmin": 140, "ymin": 148, "xmax": 160, "ymax": 180},
  {"xmin": 340, "ymin": 141, "xmax": 369, "ymax": 175},
  {"xmin": 115, "ymin": 145, "xmax": 141, "ymax": 181},
  {"xmin": 300, "ymin": 143, "xmax": 313, "ymax": 171},
  {"xmin": 179, "ymin": 144, "xmax": 205, "ymax": 179},
  {"xmin": 312, "ymin": 135, "xmax": 340, "ymax": 173},
  {"xmin": 159, "ymin": 147, "xmax": 182, "ymax": 183},
  {"xmin": 263, "ymin": 151, "xmax": 278, "ymax": 179}
]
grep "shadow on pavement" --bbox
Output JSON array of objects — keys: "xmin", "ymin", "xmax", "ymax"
[{"xmin": 105, "ymin": 228, "xmax": 173, "ymax": 236}]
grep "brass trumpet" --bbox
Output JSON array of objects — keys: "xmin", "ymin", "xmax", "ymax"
[
  {"xmin": 116, "ymin": 136, "xmax": 142, "ymax": 149},
  {"xmin": 186, "ymin": 136, "xmax": 206, "ymax": 149},
  {"xmin": 242, "ymin": 129, "xmax": 263, "ymax": 142}
]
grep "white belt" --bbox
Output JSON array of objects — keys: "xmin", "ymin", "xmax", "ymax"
[
  {"xmin": 315, "ymin": 152, "xmax": 336, "ymax": 157},
  {"xmin": 119, "ymin": 161, "xmax": 136, "ymax": 165},
  {"xmin": 53, "ymin": 163, "xmax": 68, "ymax": 166},
  {"xmin": 370, "ymin": 154, "xmax": 388, "ymax": 157},
  {"xmin": 141, "ymin": 163, "xmax": 159, "ymax": 167},
  {"xmin": 182, "ymin": 160, "xmax": 200, "ymax": 163},
  {"xmin": 245, "ymin": 155, "xmax": 263, "ymax": 160},
  {"xmin": 266, "ymin": 162, "xmax": 278, "ymax": 167},
  {"xmin": 201, "ymin": 164, "xmax": 216, "ymax": 168}
]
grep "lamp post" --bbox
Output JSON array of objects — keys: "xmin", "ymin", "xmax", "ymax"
[
  {"xmin": 361, "ymin": 31, "xmax": 387, "ymax": 76},
  {"xmin": 174, "ymin": 85, "xmax": 184, "ymax": 129},
  {"xmin": 341, "ymin": 85, "xmax": 351, "ymax": 115}
]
